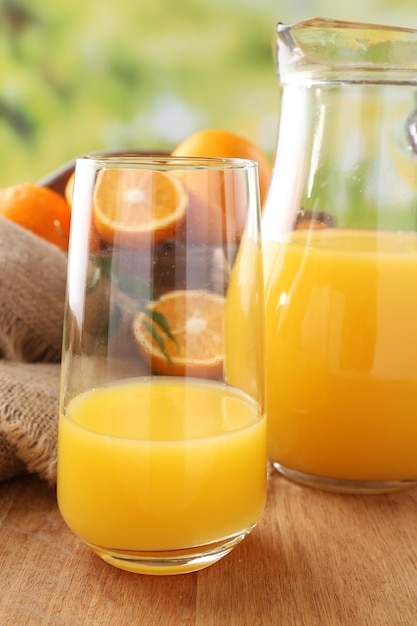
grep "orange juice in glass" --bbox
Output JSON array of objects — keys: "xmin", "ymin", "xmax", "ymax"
[
  {"xmin": 263, "ymin": 18, "xmax": 417, "ymax": 492},
  {"xmin": 57, "ymin": 155, "xmax": 266, "ymax": 574},
  {"xmin": 58, "ymin": 378, "xmax": 266, "ymax": 571}
]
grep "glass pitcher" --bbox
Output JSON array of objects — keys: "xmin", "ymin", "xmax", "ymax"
[{"xmin": 262, "ymin": 18, "xmax": 417, "ymax": 493}]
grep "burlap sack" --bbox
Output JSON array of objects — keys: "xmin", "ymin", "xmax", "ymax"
[
  {"xmin": 0, "ymin": 217, "xmax": 67, "ymax": 484},
  {"xmin": 0, "ymin": 361, "xmax": 61, "ymax": 483}
]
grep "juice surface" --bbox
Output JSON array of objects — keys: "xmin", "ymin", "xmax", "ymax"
[
  {"xmin": 263, "ymin": 229, "xmax": 417, "ymax": 481},
  {"xmin": 57, "ymin": 378, "xmax": 266, "ymax": 551}
]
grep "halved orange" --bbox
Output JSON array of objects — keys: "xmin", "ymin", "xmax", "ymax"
[
  {"xmin": 132, "ymin": 289, "xmax": 225, "ymax": 378},
  {"xmin": 93, "ymin": 168, "xmax": 187, "ymax": 248}
]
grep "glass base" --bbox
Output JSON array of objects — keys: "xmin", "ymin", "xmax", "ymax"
[
  {"xmin": 85, "ymin": 525, "xmax": 256, "ymax": 575},
  {"xmin": 273, "ymin": 463, "xmax": 417, "ymax": 494}
]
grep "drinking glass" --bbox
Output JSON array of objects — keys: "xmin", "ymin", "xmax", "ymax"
[
  {"xmin": 57, "ymin": 155, "xmax": 266, "ymax": 574},
  {"xmin": 263, "ymin": 18, "xmax": 417, "ymax": 494}
]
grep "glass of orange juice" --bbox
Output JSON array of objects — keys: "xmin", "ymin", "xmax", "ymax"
[
  {"xmin": 263, "ymin": 18, "xmax": 417, "ymax": 494},
  {"xmin": 57, "ymin": 155, "xmax": 266, "ymax": 574}
]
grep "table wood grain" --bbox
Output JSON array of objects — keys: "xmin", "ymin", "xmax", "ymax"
[{"xmin": 1, "ymin": 471, "xmax": 417, "ymax": 625}]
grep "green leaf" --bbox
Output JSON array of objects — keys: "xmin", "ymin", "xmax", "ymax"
[
  {"xmin": 115, "ymin": 270, "xmax": 153, "ymax": 300},
  {"xmin": 142, "ymin": 307, "xmax": 178, "ymax": 345},
  {"xmin": 142, "ymin": 318, "xmax": 173, "ymax": 366}
]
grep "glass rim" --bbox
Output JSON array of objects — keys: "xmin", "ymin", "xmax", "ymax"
[{"xmin": 75, "ymin": 154, "xmax": 259, "ymax": 171}]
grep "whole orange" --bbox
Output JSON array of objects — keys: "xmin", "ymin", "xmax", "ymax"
[
  {"xmin": 171, "ymin": 129, "xmax": 271, "ymax": 244},
  {"xmin": 64, "ymin": 171, "xmax": 75, "ymax": 207},
  {"xmin": 0, "ymin": 182, "xmax": 71, "ymax": 251},
  {"xmin": 171, "ymin": 128, "xmax": 271, "ymax": 205}
]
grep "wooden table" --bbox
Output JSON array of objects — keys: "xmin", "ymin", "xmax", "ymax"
[{"xmin": 1, "ymin": 471, "xmax": 417, "ymax": 625}]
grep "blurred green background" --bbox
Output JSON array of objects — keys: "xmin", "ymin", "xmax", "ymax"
[{"xmin": 1, "ymin": 0, "xmax": 416, "ymax": 186}]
